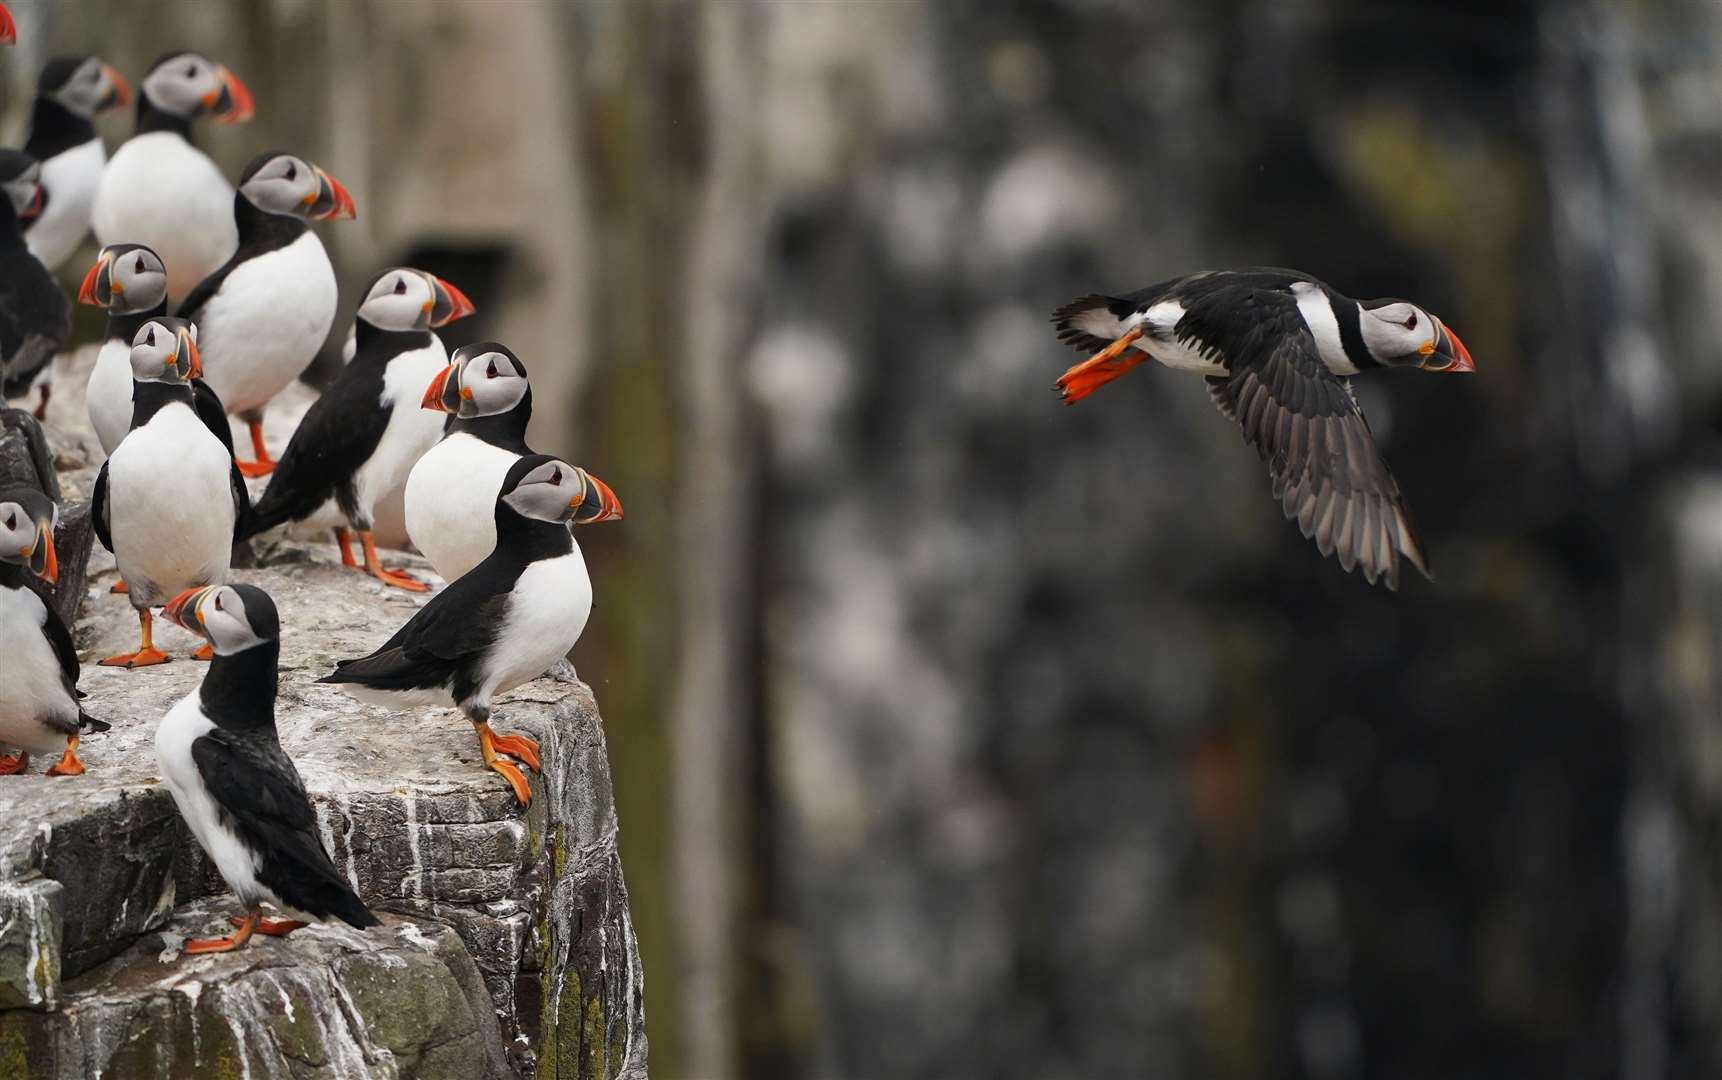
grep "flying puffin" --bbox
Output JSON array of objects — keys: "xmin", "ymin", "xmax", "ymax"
[
  {"xmin": 1052, "ymin": 269, "xmax": 1475, "ymax": 590},
  {"xmin": 92, "ymin": 317, "xmax": 249, "ymax": 667},
  {"xmin": 0, "ymin": 150, "xmax": 70, "ymax": 420},
  {"xmin": 0, "ymin": 489, "xmax": 109, "ymax": 776},
  {"xmin": 157, "ymin": 583, "xmax": 380, "ymax": 953},
  {"xmin": 78, "ymin": 243, "xmax": 233, "ymax": 462},
  {"xmin": 241, "ymin": 267, "xmax": 475, "ymax": 588},
  {"xmin": 90, "ymin": 52, "xmax": 253, "ymax": 302},
  {"xmin": 179, "ymin": 150, "xmax": 355, "ymax": 478},
  {"xmin": 403, "ymin": 343, "xmax": 542, "ymax": 583},
  {"xmin": 321, "ymin": 455, "xmax": 622, "ymax": 805},
  {"xmin": 23, "ymin": 54, "xmax": 131, "ymax": 271}
]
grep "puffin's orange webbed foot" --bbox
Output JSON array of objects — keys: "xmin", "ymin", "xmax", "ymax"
[
  {"xmin": 45, "ymin": 737, "xmax": 84, "ymax": 776},
  {"xmin": 99, "ymin": 647, "xmax": 170, "ymax": 668},
  {"xmin": 490, "ymin": 732, "xmax": 541, "ymax": 772},
  {"xmin": 109, "ymin": 579, "xmax": 129, "ymax": 594},
  {"xmin": 489, "ymin": 758, "xmax": 532, "ymax": 806},
  {"xmin": 232, "ymin": 916, "xmax": 307, "ymax": 937},
  {"xmin": 0, "ymin": 753, "xmax": 28, "ymax": 775},
  {"xmin": 192, "ymin": 643, "xmax": 214, "ymax": 661},
  {"xmin": 184, "ymin": 910, "xmax": 260, "ymax": 954}
]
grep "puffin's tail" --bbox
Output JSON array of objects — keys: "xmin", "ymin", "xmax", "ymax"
[
  {"xmin": 1051, "ymin": 294, "xmax": 1150, "ymax": 405},
  {"xmin": 239, "ymin": 481, "xmax": 326, "ymax": 541},
  {"xmin": 273, "ymin": 831, "xmax": 383, "ymax": 930}
]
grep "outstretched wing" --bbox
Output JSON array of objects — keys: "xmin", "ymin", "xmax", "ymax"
[{"xmin": 1193, "ymin": 287, "xmax": 1432, "ymax": 590}]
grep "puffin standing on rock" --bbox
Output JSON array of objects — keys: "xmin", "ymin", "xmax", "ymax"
[
  {"xmin": 179, "ymin": 150, "xmax": 356, "ymax": 477},
  {"xmin": 404, "ymin": 343, "xmax": 543, "ymax": 583},
  {"xmin": 322, "ymin": 455, "xmax": 622, "ymax": 806},
  {"xmin": 241, "ymin": 267, "xmax": 475, "ymax": 588},
  {"xmin": 22, "ymin": 54, "xmax": 131, "ymax": 270},
  {"xmin": 92, "ymin": 318, "xmax": 250, "ymax": 667},
  {"xmin": 1052, "ymin": 268, "xmax": 1475, "ymax": 589},
  {"xmin": 91, "ymin": 51, "xmax": 253, "ymax": 302},
  {"xmin": 157, "ymin": 583, "xmax": 380, "ymax": 953},
  {"xmin": 0, "ymin": 489, "xmax": 109, "ymax": 776},
  {"xmin": 0, "ymin": 150, "xmax": 70, "ymax": 418}
]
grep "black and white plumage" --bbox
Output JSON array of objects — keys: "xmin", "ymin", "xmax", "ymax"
[
  {"xmin": 78, "ymin": 243, "xmax": 233, "ymax": 459},
  {"xmin": 0, "ymin": 489, "xmax": 108, "ymax": 776},
  {"xmin": 157, "ymin": 583, "xmax": 379, "ymax": 954},
  {"xmin": 241, "ymin": 267, "xmax": 475, "ymax": 589},
  {"xmin": 179, "ymin": 150, "xmax": 356, "ymax": 478},
  {"xmin": 92, "ymin": 318, "xmax": 249, "ymax": 667},
  {"xmin": 23, "ymin": 54, "xmax": 130, "ymax": 271},
  {"xmin": 1052, "ymin": 268, "xmax": 1475, "ymax": 590},
  {"xmin": 321, "ymin": 455, "xmax": 623, "ymax": 806},
  {"xmin": 403, "ymin": 343, "xmax": 541, "ymax": 583},
  {"xmin": 0, "ymin": 150, "xmax": 70, "ymax": 417},
  {"xmin": 91, "ymin": 52, "xmax": 253, "ymax": 303}
]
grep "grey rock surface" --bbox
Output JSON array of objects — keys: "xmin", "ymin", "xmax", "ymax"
[{"xmin": 0, "ymin": 380, "xmax": 647, "ymax": 1078}]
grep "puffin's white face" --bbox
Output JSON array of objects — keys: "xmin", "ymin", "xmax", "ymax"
[
  {"xmin": 239, "ymin": 154, "xmax": 356, "ymax": 220},
  {"xmin": 1, "ymin": 158, "xmax": 42, "ymax": 219},
  {"xmin": 81, "ymin": 245, "xmax": 168, "ymax": 314},
  {"xmin": 451, "ymin": 349, "xmax": 529, "ymax": 418},
  {"xmin": 501, "ymin": 458, "xmax": 623, "ymax": 525},
  {"xmin": 164, "ymin": 585, "xmax": 273, "ymax": 655},
  {"xmin": 1359, "ymin": 301, "xmax": 1439, "ymax": 366},
  {"xmin": 0, "ymin": 494, "xmax": 58, "ymax": 582},
  {"xmin": 46, "ymin": 56, "xmax": 130, "ymax": 118},
  {"xmin": 128, "ymin": 319, "xmax": 200, "ymax": 384},
  {"xmin": 356, "ymin": 269, "xmax": 474, "ymax": 332},
  {"xmin": 141, "ymin": 53, "xmax": 252, "ymax": 122}
]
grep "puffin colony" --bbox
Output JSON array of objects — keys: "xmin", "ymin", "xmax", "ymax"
[{"xmin": 0, "ymin": 1, "xmax": 1475, "ymax": 958}]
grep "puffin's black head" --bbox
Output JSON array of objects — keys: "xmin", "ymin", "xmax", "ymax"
[
  {"xmin": 79, "ymin": 243, "xmax": 167, "ymax": 314},
  {"xmin": 1357, "ymin": 297, "xmax": 1476, "ymax": 374},
  {"xmin": 423, "ymin": 342, "xmax": 529, "ymax": 418},
  {"xmin": 39, "ymin": 54, "xmax": 131, "ymax": 117},
  {"xmin": 164, "ymin": 584, "xmax": 279, "ymax": 656},
  {"xmin": 0, "ymin": 489, "xmax": 58, "ymax": 583},
  {"xmin": 128, "ymin": 317, "xmax": 201, "ymax": 385},
  {"xmin": 0, "ymin": 149, "xmax": 44, "ymax": 223},
  {"xmin": 499, "ymin": 454, "xmax": 623, "ymax": 526},
  {"xmin": 238, "ymin": 151, "xmax": 356, "ymax": 221},
  {"xmin": 140, "ymin": 51, "xmax": 252, "ymax": 123},
  {"xmin": 356, "ymin": 267, "xmax": 475, "ymax": 333}
]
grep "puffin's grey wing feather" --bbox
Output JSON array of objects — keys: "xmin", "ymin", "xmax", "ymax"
[
  {"xmin": 91, "ymin": 461, "xmax": 112, "ymax": 553},
  {"xmin": 1197, "ymin": 288, "xmax": 1432, "ymax": 589}
]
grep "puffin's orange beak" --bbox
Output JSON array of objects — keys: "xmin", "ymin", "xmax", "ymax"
[
  {"xmin": 207, "ymin": 65, "xmax": 254, "ymax": 123},
  {"xmin": 163, "ymin": 586, "xmax": 208, "ymax": 630},
  {"xmin": 427, "ymin": 276, "xmax": 475, "ymax": 327},
  {"xmin": 422, "ymin": 365, "xmax": 454, "ymax": 412},
  {"xmin": 1420, "ymin": 319, "xmax": 1476, "ymax": 374},
  {"xmin": 24, "ymin": 519, "xmax": 56, "ymax": 583},
  {"xmin": 101, "ymin": 65, "xmax": 132, "ymax": 110},
  {"xmin": 179, "ymin": 328, "xmax": 203, "ymax": 381},
  {"xmin": 0, "ymin": 4, "xmax": 16, "ymax": 46},
  {"xmin": 306, "ymin": 165, "xmax": 356, "ymax": 221},
  {"xmin": 572, "ymin": 471, "xmax": 623, "ymax": 524},
  {"xmin": 78, "ymin": 254, "xmax": 111, "ymax": 306}
]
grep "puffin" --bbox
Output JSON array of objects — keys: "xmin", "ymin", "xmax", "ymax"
[
  {"xmin": 0, "ymin": 150, "xmax": 70, "ymax": 419},
  {"xmin": 240, "ymin": 266, "xmax": 475, "ymax": 589},
  {"xmin": 92, "ymin": 317, "xmax": 249, "ymax": 667},
  {"xmin": 90, "ymin": 52, "xmax": 253, "ymax": 303},
  {"xmin": 78, "ymin": 243, "xmax": 233, "ymax": 460},
  {"xmin": 0, "ymin": 489, "xmax": 109, "ymax": 776},
  {"xmin": 1052, "ymin": 268, "xmax": 1476, "ymax": 590},
  {"xmin": 157, "ymin": 583, "xmax": 380, "ymax": 953},
  {"xmin": 403, "ymin": 342, "xmax": 540, "ymax": 583},
  {"xmin": 23, "ymin": 54, "xmax": 131, "ymax": 271},
  {"xmin": 321, "ymin": 454, "xmax": 622, "ymax": 805},
  {"xmin": 179, "ymin": 150, "xmax": 356, "ymax": 477}
]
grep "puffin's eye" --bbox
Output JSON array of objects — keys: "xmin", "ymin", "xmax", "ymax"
[
  {"xmin": 487, "ymin": 359, "xmax": 498, "ymax": 378},
  {"xmin": 285, "ymin": 163, "xmax": 297, "ymax": 182},
  {"xmin": 393, "ymin": 278, "xmax": 407, "ymax": 295},
  {"xmin": 549, "ymin": 469, "xmax": 561, "ymax": 486},
  {"xmin": 185, "ymin": 64, "xmax": 198, "ymax": 79},
  {"xmin": 145, "ymin": 328, "xmax": 156, "ymax": 346},
  {"xmin": 134, "ymin": 256, "xmax": 146, "ymax": 274},
  {"xmin": 213, "ymin": 593, "xmax": 224, "ymax": 612},
  {"xmin": 4, "ymin": 512, "xmax": 14, "ymax": 531},
  {"xmin": 1403, "ymin": 313, "xmax": 1417, "ymax": 331}
]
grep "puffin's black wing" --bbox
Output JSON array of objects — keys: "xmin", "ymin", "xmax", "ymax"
[
  {"xmin": 91, "ymin": 460, "xmax": 112, "ymax": 553},
  {"xmin": 39, "ymin": 598, "xmax": 80, "ymax": 695},
  {"xmin": 0, "ymin": 251, "xmax": 72, "ymax": 397},
  {"xmin": 190, "ymin": 729, "xmax": 378, "ymax": 928},
  {"xmin": 242, "ymin": 366, "xmax": 390, "ymax": 539},
  {"xmin": 192, "ymin": 378, "xmax": 236, "ymax": 457},
  {"xmin": 320, "ymin": 571, "xmax": 509, "ymax": 696},
  {"xmin": 1192, "ymin": 287, "xmax": 1432, "ymax": 590}
]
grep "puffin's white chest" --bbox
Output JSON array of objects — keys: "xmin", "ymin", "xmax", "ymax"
[
  {"xmin": 155, "ymin": 692, "xmax": 268, "ymax": 906},
  {"xmin": 107, "ymin": 402, "xmax": 235, "ymax": 605},
  {"xmin": 403, "ymin": 433, "xmax": 520, "ymax": 582},
  {"xmin": 0, "ymin": 584, "xmax": 77, "ymax": 753},
  {"xmin": 86, "ymin": 337, "xmax": 135, "ymax": 457},
  {"xmin": 27, "ymin": 137, "xmax": 105, "ymax": 271},
  {"xmin": 92, "ymin": 133, "xmax": 235, "ymax": 301},
  {"xmin": 194, "ymin": 233, "xmax": 338, "ymax": 416},
  {"xmin": 482, "ymin": 552, "xmax": 594, "ymax": 699}
]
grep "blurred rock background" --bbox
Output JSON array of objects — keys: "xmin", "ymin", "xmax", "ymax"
[{"xmin": 6, "ymin": 0, "xmax": 1720, "ymax": 1078}]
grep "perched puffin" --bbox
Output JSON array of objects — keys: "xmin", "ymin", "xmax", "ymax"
[
  {"xmin": 1052, "ymin": 269, "xmax": 1475, "ymax": 589},
  {"xmin": 0, "ymin": 150, "xmax": 70, "ymax": 419},
  {"xmin": 78, "ymin": 243, "xmax": 233, "ymax": 461},
  {"xmin": 241, "ymin": 267, "xmax": 474, "ymax": 588},
  {"xmin": 321, "ymin": 455, "xmax": 622, "ymax": 805},
  {"xmin": 403, "ymin": 343, "xmax": 539, "ymax": 583},
  {"xmin": 0, "ymin": 489, "xmax": 108, "ymax": 776},
  {"xmin": 92, "ymin": 318, "xmax": 249, "ymax": 666},
  {"xmin": 157, "ymin": 583, "xmax": 380, "ymax": 953},
  {"xmin": 23, "ymin": 54, "xmax": 131, "ymax": 271},
  {"xmin": 91, "ymin": 52, "xmax": 253, "ymax": 302},
  {"xmin": 180, "ymin": 150, "xmax": 355, "ymax": 477}
]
